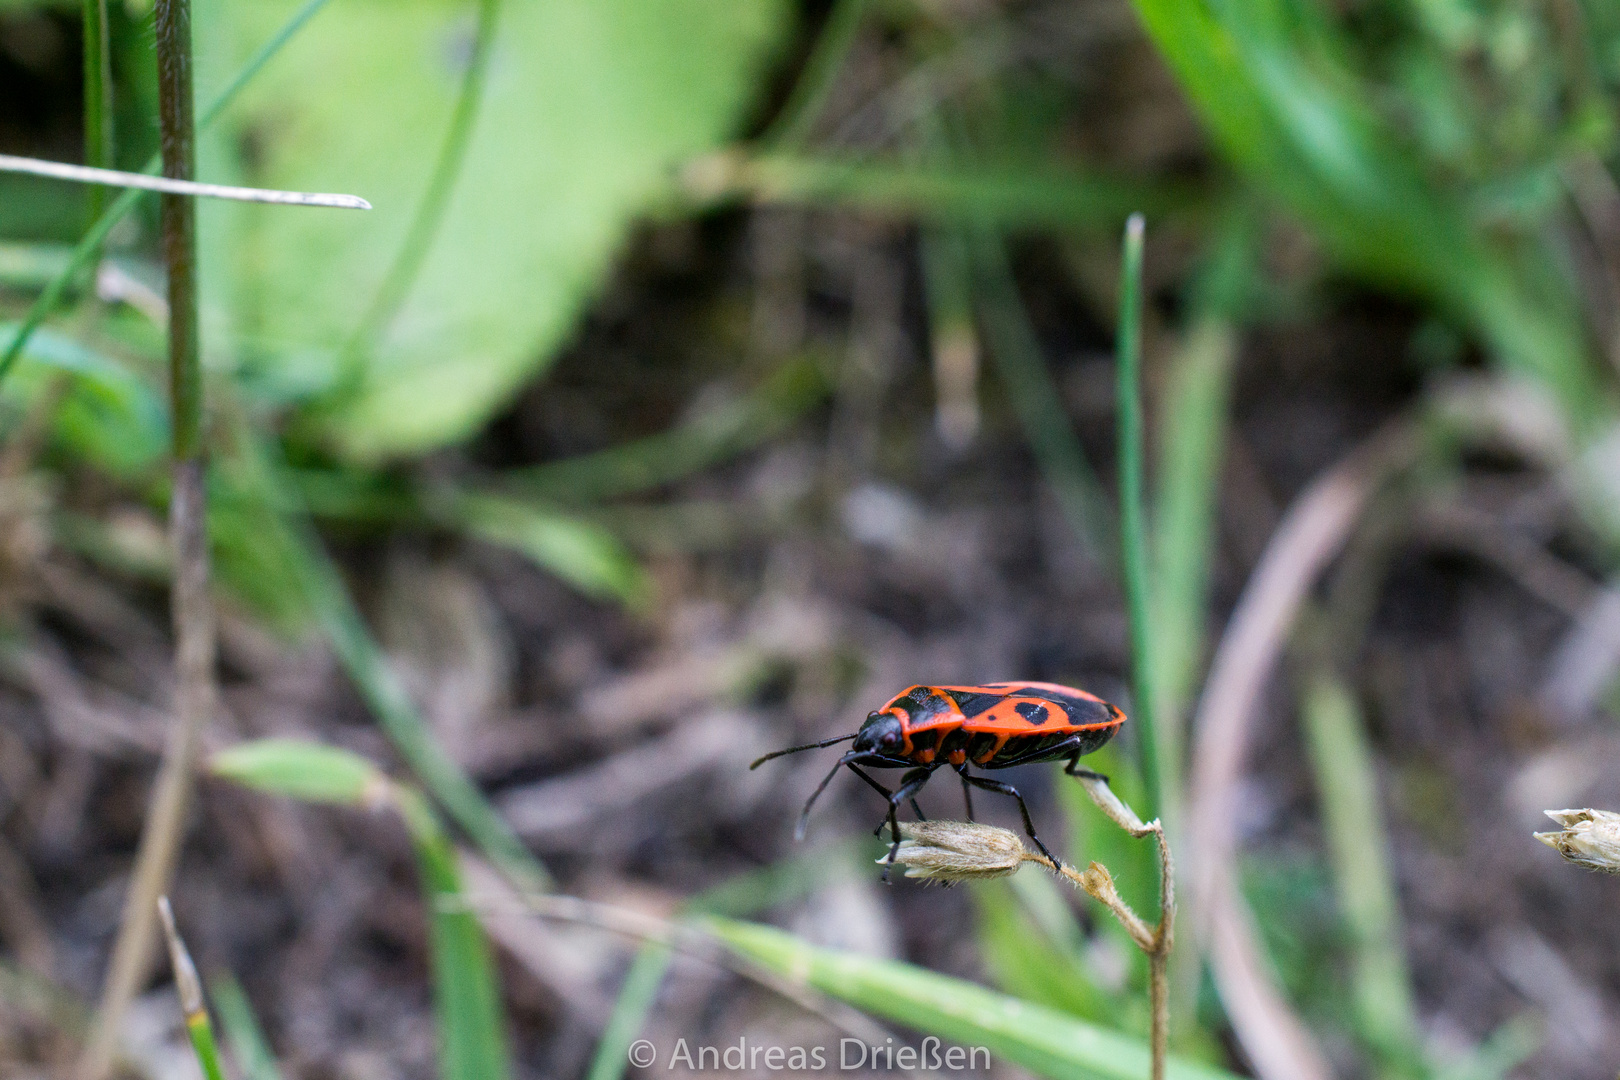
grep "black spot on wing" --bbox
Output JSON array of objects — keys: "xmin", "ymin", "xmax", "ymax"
[
  {"xmin": 1022, "ymin": 692, "xmax": 1116, "ymax": 728},
  {"xmin": 948, "ymin": 691, "xmax": 1006, "ymax": 719},
  {"xmin": 1013, "ymin": 701, "xmax": 1049, "ymax": 725}
]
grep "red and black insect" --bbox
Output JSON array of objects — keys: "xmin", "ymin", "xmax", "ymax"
[{"xmin": 751, "ymin": 682, "xmax": 1125, "ymax": 876}]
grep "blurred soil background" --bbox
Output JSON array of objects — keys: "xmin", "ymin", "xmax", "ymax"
[{"xmin": 3, "ymin": 0, "xmax": 1620, "ymax": 1078}]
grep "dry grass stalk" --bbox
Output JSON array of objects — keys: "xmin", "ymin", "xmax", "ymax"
[{"xmin": 886, "ymin": 775, "xmax": 1174, "ymax": 1080}]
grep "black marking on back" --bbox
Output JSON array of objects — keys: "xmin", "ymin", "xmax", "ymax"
[
  {"xmin": 1006, "ymin": 688, "xmax": 1116, "ymax": 728},
  {"xmin": 948, "ymin": 690, "xmax": 1007, "ymax": 719},
  {"xmin": 893, "ymin": 686, "xmax": 954, "ymax": 725},
  {"xmin": 1014, "ymin": 701, "xmax": 1050, "ymax": 725}
]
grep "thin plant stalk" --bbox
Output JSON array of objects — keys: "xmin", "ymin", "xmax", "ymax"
[
  {"xmin": 0, "ymin": 0, "xmax": 337, "ymax": 386},
  {"xmin": 77, "ymin": 2, "xmax": 215, "ymax": 1076},
  {"xmin": 1064, "ymin": 774, "xmax": 1174, "ymax": 1080},
  {"xmin": 1116, "ymin": 213, "xmax": 1162, "ymax": 819},
  {"xmin": 343, "ymin": 0, "xmax": 501, "ymax": 378},
  {"xmin": 757, "ymin": 0, "xmax": 868, "ymax": 150},
  {"xmin": 156, "ymin": 898, "xmax": 227, "ymax": 1080},
  {"xmin": 969, "ymin": 229, "xmax": 1115, "ymax": 561},
  {"xmin": 82, "ymin": 0, "xmax": 114, "ymax": 225}
]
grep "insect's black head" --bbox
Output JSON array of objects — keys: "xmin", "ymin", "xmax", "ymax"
[{"xmin": 853, "ymin": 711, "xmax": 905, "ymax": 755}]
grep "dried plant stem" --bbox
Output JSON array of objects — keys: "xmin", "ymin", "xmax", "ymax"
[
  {"xmin": 76, "ymin": 2, "xmax": 215, "ymax": 1077},
  {"xmin": 1028, "ymin": 775, "xmax": 1175, "ymax": 1080},
  {"xmin": 157, "ymin": 897, "xmax": 227, "ymax": 1080}
]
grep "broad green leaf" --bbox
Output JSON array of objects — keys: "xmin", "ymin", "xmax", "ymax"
[
  {"xmin": 707, "ymin": 916, "xmax": 1239, "ymax": 1080},
  {"xmin": 210, "ymin": 739, "xmax": 385, "ymax": 805},
  {"xmin": 202, "ymin": 0, "xmax": 791, "ymax": 460}
]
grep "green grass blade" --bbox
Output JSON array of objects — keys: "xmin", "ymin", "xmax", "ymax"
[
  {"xmin": 507, "ymin": 355, "xmax": 828, "ymax": 503},
  {"xmin": 967, "ymin": 230, "xmax": 1115, "ymax": 562},
  {"xmin": 1299, "ymin": 675, "xmax": 1418, "ymax": 1059},
  {"xmin": 1148, "ymin": 321, "xmax": 1234, "ymax": 812},
  {"xmin": 690, "ymin": 153, "xmax": 1191, "ymax": 230},
  {"xmin": 209, "ymin": 972, "xmax": 285, "ymax": 1080},
  {"xmin": 81, "ymin": 0, "xmax": 113, "ymax": 224},
  {"xmin": 212, "ymin": 745, "xmax": 511, "ymax": 1080},
  {"xmin": 0, "ymin": 0, "xmax": 337, "ymax": 385},
  {"xmin": 158, "ymin": 900, "xmax": 227, "ymax": 1080},
  {"xmin": 1127, "ymin": 0, "xmax": 1604, "ymax": 434},
  {"xmin": 584, "ymin": 843, "xmax": 862, "ymax": 1080},
  {"xmin": 706, "ymin": 917, "xmax": 1240, "ymax": 1080},
  {"xmin": 1114, "ymin": 214, "xmax": 1161, "ymax": 818},
  {"xmin": 290, "ymin": 522, "xmax": 552, "ymax": 892},
  {"xmin": 345, "ymin": 0, "xmax": 502, "ymax": 366},
  {"xmin": 972, "ymin": 877, "xmax": 1121, "ymax": 1024},
  {"xmin": 585, "ymin": 943, "xmax": 675, "ymax": 1080},
  {"xmin": 232, "ymin": 431, "xmax": 553, "ymax": 893},
  {"xmin": 394, "ymin": 787, "xmax": 511, "ymax": 1080},
  {"xmin": 182, "ymin": 1010, "xmax": 228, "ymax": 1080},
  {"xmin": 211, "ymin": 738, "xmax": 384, "ymax": 806},
  {"xmin": 450, "ymin": 493, "xmax": 648, "ymax": 604},
  {"xmin": 758, "ymin": 0, "xmax": 868, "ymax": 150}
]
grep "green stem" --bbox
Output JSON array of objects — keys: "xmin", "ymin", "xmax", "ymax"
[
  {"xmin": 82, "ymin": 0, "xmax": 114, "ymax": 224},
  {"xmin": 184, "ymin": 1013, "xmax": 229, "ymax": 1080},
  {"xmin": 76, "ymin": 7, "xmax": 216, "ymax": 1078},
  {"xmin": 1115, "ymin": 213, "xmax": 1161, "ymax": 819},
  {"xmin": 758, "ymin": 0, "xmax": 868, "ymax": 150},
  {"xmin": 0, "ymin": 0, "xmax": 336, "ymax": 387}
]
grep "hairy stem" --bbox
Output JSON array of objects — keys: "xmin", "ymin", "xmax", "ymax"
[{"xmin": 1045, "ymin": 772, "xmax": 1175, "ymax": 1080}]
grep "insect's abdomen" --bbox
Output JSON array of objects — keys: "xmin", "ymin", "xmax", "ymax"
[{"xmin": 981, "ymin": 725, "xmax": 1118, "ymax": 767}]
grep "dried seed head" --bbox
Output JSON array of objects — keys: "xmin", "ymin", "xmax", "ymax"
[
  {"xmin": 1535, "ymin": 808, "xmax": 1620, "ymax": 874},
  {"xmin": 883, "ymin": 821, "xmax": 1030, "ymax": 881}
]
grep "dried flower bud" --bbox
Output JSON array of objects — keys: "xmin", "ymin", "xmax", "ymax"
[
  {"xmin": 883, "ymin": 821, "xmax": 1030, "ymax": 881},
  {"xmin": 1534, "ymin": 809, "xmax": 1620, "ymax": 874}
]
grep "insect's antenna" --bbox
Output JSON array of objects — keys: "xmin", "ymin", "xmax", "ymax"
[
  {"xmin": 750, "ymin": 733, "xmax": 855, "ymax": 770},
  {"xmin": 795, "ymin": 751, "xmax": 857, "ymax": 841}
]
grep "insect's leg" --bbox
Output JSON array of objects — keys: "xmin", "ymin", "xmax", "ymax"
[
  {"xmin": 1063, "ymin": 753, "xmax": 1109, "ymax": 784},
  {"xmin": 960, "ymin": 772, "xmax": 975, "ymax": 821},
  {"xmin": 911, "ymin": 798, "xmax": 928, "ymax": 822},
  {"xmin": 960, "ymin": 771, "xmax": 1059, "ymax": 866},
  {"xmin": 880, "ymin": 767, "xmax": 936, "ymax": 882},
  {"xmin": 846, "ymin": 764, "xmax": 898, "ymax": 836}
]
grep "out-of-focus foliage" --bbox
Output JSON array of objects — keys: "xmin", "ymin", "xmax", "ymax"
[{"xmin": 196, "ymin": 0, "xmax": 791, "ymax": 460}]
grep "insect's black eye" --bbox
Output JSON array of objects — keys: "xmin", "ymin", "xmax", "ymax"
[{"xmin": 882, "ymin": 729, "xmax": 901, "ymax": 748}]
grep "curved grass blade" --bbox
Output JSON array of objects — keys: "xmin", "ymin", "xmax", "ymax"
[
  {"xmin": 209, "ymin": 972, "xmax": 285, "ymax": 1080},
  {"xmin": 706, "ymin": 917, "xmax": 1239, "ymax": 1080},
  {"xmin": 757, "ymin": 0, "xmax": 868, "ymax": 150},
  {"xmin": 230, "ymin": 429, "xmax": 553, "ymax": 893},
  {"xmin": 586, "ymin": 844, "xmax": 862, "ymax": 1080},
  {"xmin": 212, "ymin": 742, "xmax": 511, "ymax": 1080},
  {"xmin": 395, "ymin": 787, "xmax": 512, "ymax": 1080}
]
